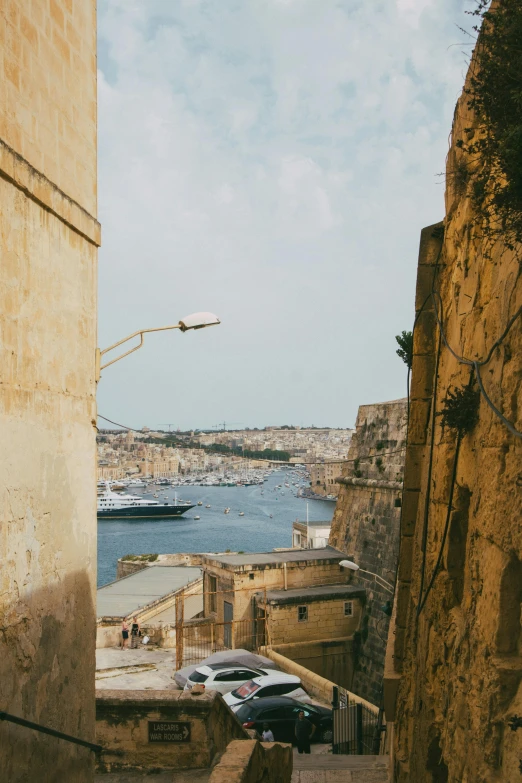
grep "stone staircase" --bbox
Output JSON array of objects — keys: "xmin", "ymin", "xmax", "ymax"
[{"xmin": 291, "ymin": 752, "xmax": 389, "ymax": 782}]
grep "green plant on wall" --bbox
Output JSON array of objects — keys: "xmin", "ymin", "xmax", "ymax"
[
  {"xmin": 456, "ymin": 1, "xmax": 522, "ymax": 252},
  {"xmin": 395, "ymin": 331, "xmax": 413, "ymax": 369}
]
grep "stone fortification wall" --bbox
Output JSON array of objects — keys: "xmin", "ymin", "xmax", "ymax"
[
  {"xmin": 390, "ymin": 43, "xmax": 522, "ymax": 783},
  {"xmin": 0, "ymin": 3, "xmax": 99, "ymax": 782},
  {"xmin": 329, "ymin": 399, "xmax": 407, "ymax": 705}
]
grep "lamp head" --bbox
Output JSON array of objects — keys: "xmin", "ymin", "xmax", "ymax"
[
  {"xmin": 339, "ymin": 560, "xmax": 360, "ymax": 571},
  {"xmin": 178, "ymin": 312, "xmax": 221, "ymax": 332}
]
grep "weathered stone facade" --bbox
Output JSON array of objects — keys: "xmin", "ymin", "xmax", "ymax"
[
  {"xmin": 388, "ymin": 42, "xmax": 522, "ymax": 783},
  {"xmin": 329, "ymin": 399, "xmax": 407, "ymax": 705},
  {"xmin": 0, "ymin": 3, "xmax": 99, "ymax": 781}
]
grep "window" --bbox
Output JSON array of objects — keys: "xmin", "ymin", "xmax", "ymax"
[
  {"xmin": 208, "ymin": 575, "xmax": 217, "ymax": 613},
  {"xmin": 188, "ymin": 671, "xmax": 208, "ymax": 683},
  {"xmin": 298, "ymin": 606, "xmax": 308, "ymax": 622},
  {"xmin": 232, "ymin": 681, "xmax": 261, "ymax": 698},
  {"xmin": 258, "ymin": 685, "xmax": 279, "ymax": 697},
  {"xmin": 344, "ymin": 601, "xmax": 353, "ymax": 617},
  {"xmin": 249, "ymin": 573, "xmax": 255, "ymax": 580}
]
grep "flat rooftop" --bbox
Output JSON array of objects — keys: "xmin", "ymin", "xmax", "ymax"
[
  {"xmin": 293, "ymin": 521, "xmax": 332, "ymax": 529},
  {"xmin": 203, "ymin": 546, "xmax": 349, "ymax": 571},
  {"xmin": 97, "ymin": 565, "xmax": 202, "ymax": 619},
  {"xmin": 257, "ymin": 584, "xmax": 366, "ymax": 606}
]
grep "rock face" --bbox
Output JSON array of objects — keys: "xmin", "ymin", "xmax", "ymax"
[
  {"xmin": 329, "ymin": 399, "xmax": 407, "ymax": 705},
  {"xmin": 389, "ymin": 39, "xmax": 522, "ymax": 783}
]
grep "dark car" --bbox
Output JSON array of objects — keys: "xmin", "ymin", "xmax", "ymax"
[{"xmin": 235, "ymin": 696, "xmax": 333, "ymax": 744}]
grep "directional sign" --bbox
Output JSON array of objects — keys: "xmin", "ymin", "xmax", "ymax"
[{"xmin": 148, "ymin": 721, "xmax": 191, "ymax": 743}]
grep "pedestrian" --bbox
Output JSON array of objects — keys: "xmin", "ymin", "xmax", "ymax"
[
  {"xmin": 130, "ymin": 616, "xmax": 140, "ymax": 649},
  {"xmin": 295, "ymin": 710, "xmax": 315, "ymax": 754},
  {"xmin": 121, "ymin": 619, "xmax": 129, "ymax": 650},
  {"xmin": 261, "ymin": 723, "xmax": 274, "ymax": 742}
]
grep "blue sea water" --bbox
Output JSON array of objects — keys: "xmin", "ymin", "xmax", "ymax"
[{"xmin": 97, "ymin": 471, "xmax": 334, "ymax": 586}]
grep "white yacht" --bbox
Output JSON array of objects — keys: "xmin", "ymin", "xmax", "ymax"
[{"xmin": 97, "ymin": 484, "xmax": 194, "ymax": 519}]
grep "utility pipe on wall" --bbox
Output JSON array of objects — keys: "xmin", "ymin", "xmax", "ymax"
[{"xmin": 283, "ymin": 562, "xmax": 288, "ymax": 590}]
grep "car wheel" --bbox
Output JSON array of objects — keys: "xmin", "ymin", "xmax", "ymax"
[{"xmin": 320, "ymin": 727, "xmax": 333, "ymax": 743}]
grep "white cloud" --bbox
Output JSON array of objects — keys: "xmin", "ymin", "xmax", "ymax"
[{"xmin": 97, "ymin": 0, "xmax": 472, "ymax": 429}]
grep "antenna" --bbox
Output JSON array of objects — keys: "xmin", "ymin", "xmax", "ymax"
[{"xmin": 159, "ymin": 424, "xmax": 177, "ymax": 432}]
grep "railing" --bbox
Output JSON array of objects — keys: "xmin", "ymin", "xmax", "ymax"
[
  {"xmin": 0, "ymin": 711, "xmax": 102, "ymax": 754},
  {"xmin": 332, "ymin": 687, "xmax": 385, "ymax": 755}
]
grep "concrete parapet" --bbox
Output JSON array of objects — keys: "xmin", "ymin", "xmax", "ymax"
[
  {"xmin": 260, "ymin": 647, "xmax": 379, "ymax": 714},
  {"xmin": 95, "ymin": 689, "xmax": 248, "ymax": 773},
  {"xmin": 209, "ymin": 740, "xmax": 292, "ymax": 783}
]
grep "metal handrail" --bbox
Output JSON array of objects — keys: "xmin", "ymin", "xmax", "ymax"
[{"xmin": 0, "ymin": 711, "xmax": 102, "ymax": 753}]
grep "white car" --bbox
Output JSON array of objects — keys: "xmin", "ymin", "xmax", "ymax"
[
  {"xmin": 183, "ymin": 663, "xmax": 272, "ymax": 695},
  {"xmin": 223, "ymin": 673, "xmax": 308, "ymax": 711}
]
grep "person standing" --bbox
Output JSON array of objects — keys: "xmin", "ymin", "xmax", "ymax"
[
  {"xmin": 121, "ymin": 619, "xmax": 129, "ymax": 650},
  {"xmin": 130, "ymin": 616, "xmax": 140, "ymax": 649},
  {"xmin": 261, "ymin": 723, "xmax": 274, "ymax": 742},
  {"xmin": 295, "ymin": 710, "xmax": 315, "ymax": 754}
]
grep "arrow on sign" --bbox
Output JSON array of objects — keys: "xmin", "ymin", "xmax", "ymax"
[{"xmin": 182, "ymin": 726, "xmax": 189, "ymax": 740}]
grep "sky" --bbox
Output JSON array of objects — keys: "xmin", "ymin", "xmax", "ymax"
[{"xmin": 96, "ymin": 0, "xmax": 475, "ymax": 431}]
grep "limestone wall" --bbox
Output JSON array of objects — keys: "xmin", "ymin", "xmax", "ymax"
[
  {"xmin": 329, "ymin": 399, "xmax": 407, "ymax": 705},
  {"xmin": 209, "ymin": 739, "xmax": 293, "ymax": 783},
  {"xmin": 267, "ymin": 598, "xmax": 362, "ymax": 645},
  {"xmin": 390, "ymin": 53, "xmax": 522, "ymax": 782},
  {"xmin": 95, "ymin": 690, "xmax": 249, "ymax": 772},
  {"xmin": 0, "ymin": 3, "xmax": 99, "ymax": 781}
]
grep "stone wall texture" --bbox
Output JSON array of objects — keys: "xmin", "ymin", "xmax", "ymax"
[
  {"xmin": 329, "ymin": 399, "xmax": 407, "ymax": 705},
  {"xmin": 0, "ymin": 2, "xmax": 99, "ymax": 781},
  {"xmin": 390, "ymin": 47, "xmax": 522, "ymax": 783},
  {"xmin": 209, "ymin": 739, "xmax": 293, "ymax": 783},
  {"xmin": 96, "ymin": 690, "xmax": 248, "ymax": 773}
]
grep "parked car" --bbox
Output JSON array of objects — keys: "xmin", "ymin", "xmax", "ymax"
[
  {"xmin": 173, "ymin": 649, "xmax": 278, "ymax": 689},
  {"xmin": 223, "ymin": 674, "xmax": 308, "ymax": 709},
  {"xmin": 234, "ymin": 696, "xmax": 333, "ymax": 744},
  {"xmin": 183, "ymin": 663, "xmax": 273, "ymax": 695}
]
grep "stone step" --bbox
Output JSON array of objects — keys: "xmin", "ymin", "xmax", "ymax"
[
  {"xmin": 291, "ymin": 753, "xmax": 389, "ymax": 782},
  {"xmin": 95, "ymin": 770, "xmax": 210, "ymax": 782}
]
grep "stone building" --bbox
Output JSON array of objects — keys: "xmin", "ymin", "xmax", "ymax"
[
  {"xmin": 0, "ymin": 2, "xmax": 99, "ymax": 781},
  {"xmin": 292, "ymin": 520, "xmax": 332, "ymax": 549},
  {"xmin": 329, "ymin": 399, "xmax": 408, "ymax": 705},
  {"xmin": 256, "ymin": 583, "xmax": 365, "ymax": 687},
  {"xmin": 200, "ymin": 548, "xmax": 365, "ymax": 687},
  {"xmin": 385, "ymin": 24, "xmax": 522, "ymax": 783}
]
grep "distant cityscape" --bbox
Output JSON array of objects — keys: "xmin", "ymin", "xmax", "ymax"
[{"xmin": 97, "ymin": 425, "xmax": 353, "ymax": 497}]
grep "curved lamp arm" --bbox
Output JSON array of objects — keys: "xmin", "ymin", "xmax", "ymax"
[
  {"xmin": 95, "ymin": 312, "xmax": 220, "ymax": 381},
  {"xmin": 339, "ymin": 560, "xmax": 395, "ymax": 594}
]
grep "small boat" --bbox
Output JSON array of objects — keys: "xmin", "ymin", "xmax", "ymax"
[
  {"xmin": 197, "ymin": 501, "xmax": 203, "ymax": 506},
  {"xmin": 270, "ymin": 514, "xmax": 273, "ymax": 518},
  {"xmin": 239, "ymin": 512, "xmax": 245, "ymax": 516},
  {"xmin": 205, "ymin": 504, "xmax": 211, "ymax": 509},
  {"xmin": 153, "ymin": 493, "xmax": 159, "ymax": 498},
  {"xmin": 194, "ymin": 515, "xmax": 201, "ymax": 520},
  {"xmin": 224, "ymin": 507, "xmax": 231, "ymax": 514}
]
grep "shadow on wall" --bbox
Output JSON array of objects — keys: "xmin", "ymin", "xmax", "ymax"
[{"xmin": 0, "ymin": 570, "xmax": 96, "ymax": 783}]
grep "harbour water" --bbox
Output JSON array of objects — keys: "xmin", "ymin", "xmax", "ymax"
[{"xmin": 97, "ymin": 470, "xmax": 335, "ymax": 586}]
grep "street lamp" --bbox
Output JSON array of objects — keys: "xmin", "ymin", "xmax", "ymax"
[
  {"xmin": 95, "ymin": 312, "xmax": 220, "ymax": 380},
  {"xmin": 339, "ymin": 560, "xmax": 395, "ymax": 594}
]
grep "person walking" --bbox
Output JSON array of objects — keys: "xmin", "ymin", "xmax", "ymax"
[
  {"xmin": 130, "ymin": 616, "xmax": 140, "ymax": 649},
  {"xmin": 121, "ymin": 619, "xmax": 129, "ymax": 650},
  {"xmin": 261, "ymin": 723, "xmax": 274, "ymax": 742},
  {"xmin": 295, "ymin": 710, "xmax": 315, "ymax": 754}
]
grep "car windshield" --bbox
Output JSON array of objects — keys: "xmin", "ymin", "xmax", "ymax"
[
  {"xmin": 231, "ymin": 680, "xmax": 261, "ymax": 699},
  {"xmin": 189, "ymin": 671, "xmax": 208, "ymax": 683},
  {"xmin": 235, "ymin": 704, "xmax": 255, "ymax": 721}
]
